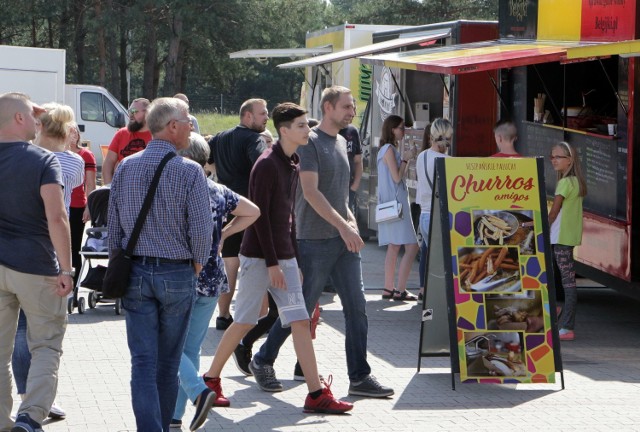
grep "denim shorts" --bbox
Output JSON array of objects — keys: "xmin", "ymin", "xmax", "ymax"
[{"xmin": 234, "ymin": 255, "xmax": 309, "ymax": 327}]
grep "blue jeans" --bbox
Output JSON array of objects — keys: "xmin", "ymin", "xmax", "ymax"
[
  {"xmin": 11, "ymin": 310, "xmax": 29, "ymax": 395},
  {"xmin": 122, "ymin": 261, "xmax": 195, "ymax": 432},
  {"xmin": 173, "ymin": 295, "xmax": 218, "ymax": 421},
  {"xmin": 253, "ymin": 236, "xmax": 371, "ymax": 382},
  {"xmin": 418, "ymin": 212, "xmax": 431, "ymax": 287}
]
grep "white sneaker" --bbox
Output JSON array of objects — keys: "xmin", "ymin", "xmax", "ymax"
[{"xmin": 48, "ymin": 401, "xmax": 66, "ymax": 419}]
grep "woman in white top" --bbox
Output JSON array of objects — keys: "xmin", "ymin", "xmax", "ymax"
[
  {"xmin": 35, "ymin": 103, "xmax": 85, "ymax": 213},
  {"xmin": 376, "ymin": 115, "xmax": 419, "ymax": 301},
  {"xmin": 415, "ymin": 118, "xmax": 453, "ymax": 300}
]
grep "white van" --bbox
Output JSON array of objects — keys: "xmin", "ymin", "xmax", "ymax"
[{"xmin": 0, "ymin": 45, "xmax": 127, "ymax": 168}]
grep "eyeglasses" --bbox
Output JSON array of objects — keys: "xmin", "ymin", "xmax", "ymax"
[
  {"xmin": 166, "ymin": 118, "xmax": 192, "ymax": 126},
  {"xmin": 128, "ymin": 108, "xmax": 146, "ymax": 115},
  {"xmin": 549, "ymin": 155, "xmax": 570, "ymax": 160}
]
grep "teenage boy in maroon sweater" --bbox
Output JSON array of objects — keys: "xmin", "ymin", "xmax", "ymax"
[{"xmin": 202, "ymin": 103, "xmax": 353, "ymax": 414}]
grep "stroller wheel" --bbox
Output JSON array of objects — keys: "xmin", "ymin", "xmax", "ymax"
[
  {"xmin": 115, "ymin": 299, "xmax": 122, "ymax": 315},
  {"xmin": 88, "ymin": 291, "xmax": 97, "ymax": 309},
  {"xmin": 77, "ymin": 297, "xmax": 86, "ymax": 314},
  {"xmin": 67, "ymin": 297, "xmax": 74, "ymax": 315}
]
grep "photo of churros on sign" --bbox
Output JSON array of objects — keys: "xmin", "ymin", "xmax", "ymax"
[
  {"xmin": 457, "ymin": 246, "xmax": 522, "ymax": 293},
  {"xmin": 472, "ymin": 210, "xmax": 536, "ymax": 255}
]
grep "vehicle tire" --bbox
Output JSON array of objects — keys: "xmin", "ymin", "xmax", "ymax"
[
  {"xmin": 115, "ymin": 299, "xmax": 122, "ymax": 315},
  {"xmin": 67, "ymin": 297, "xmax": 74, "ymax": 315}
]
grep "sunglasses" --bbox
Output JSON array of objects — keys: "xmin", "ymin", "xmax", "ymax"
[
  {"xmin": 549, "ymin": 155, "xmax": 570, "ymax": 160},
  {"xmin": 128, "ymin": 108, "xmax": 146, "ymax": 115}
]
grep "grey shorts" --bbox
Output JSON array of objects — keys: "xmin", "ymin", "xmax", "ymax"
[{"xmin": 234, "ymin": 255, "xmax": 309, "ymax": 327}]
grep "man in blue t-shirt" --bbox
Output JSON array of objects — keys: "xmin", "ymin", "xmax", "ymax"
[{"xmin": 0, "ymin": 92, "xmax": 74, "ymax": 432}]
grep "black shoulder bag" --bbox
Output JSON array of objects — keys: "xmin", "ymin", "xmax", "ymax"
[{"xmin": 102, "ymin": 152, "xmax": 176, "ymax": 298}]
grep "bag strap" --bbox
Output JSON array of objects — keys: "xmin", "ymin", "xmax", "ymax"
[
  {"xmin": 378, "ymin": 144, "xmax": 405, "ymax": 203},
  {"xmin": 424, "ymin": 151, "xmax": 434, "ymax": 191},
  {"xmin": 124, "ymin": 152, "xmax": 176, "ymax": 256}
]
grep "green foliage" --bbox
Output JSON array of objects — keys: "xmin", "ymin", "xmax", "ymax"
[{"xmin": 0, "ymin": 0, "xmax": 498, "ymax": 108}]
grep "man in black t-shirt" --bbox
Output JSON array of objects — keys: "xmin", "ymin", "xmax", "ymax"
[{"xmin": 207, "ymin": 99, "xmax": 268, "ymax": 330}]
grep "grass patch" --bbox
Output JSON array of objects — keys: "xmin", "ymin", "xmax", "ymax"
[{"xmin": 194, "ymin": 111, "xmax": 275, "ymax": 137}]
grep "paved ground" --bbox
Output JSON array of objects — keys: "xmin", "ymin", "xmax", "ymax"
[{"xmin": 11, "ymin": 241, "xmax": 640, "ymax": 431}]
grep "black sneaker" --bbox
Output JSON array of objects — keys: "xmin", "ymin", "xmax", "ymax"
[
  {"xmin": 348, "ymin": 375, "xmax": 394, "ymax": 398},
  {"xmin": 11, "ymin": 414, "xmax": 43, "ymax": 432},
  {"xmin": 189, "ymin": 388, "xmax": 216, "ymax": 431},
  {"xmin": 215, "ymin": 315, "xmax": 233, "ymax": 330},
  {"xmin": 293, "ymin": 361, "xmax": 305, "ymax": 381},
  {"xmin": 233, "ymin": 344, "xmax": 252, "ymax": 376},
  {"xmin": 293, "ymin": 361, "xmax": 324, "ymax": 382},
  {"xmin": 249, "ymin": 359, "xmax": 283, "ymax": 392}
]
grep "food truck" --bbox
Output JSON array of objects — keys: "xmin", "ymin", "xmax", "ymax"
[
  {"xmin": 279, "ymin": 20, "xmax": 499, "ymax": 236},
  {"xmin": 230, "ymin": 23, "xmax": 411, "ymax": 119},
  {"xmin": 356, "ymin": 0, "xmax": 640, "ymax": 298}
]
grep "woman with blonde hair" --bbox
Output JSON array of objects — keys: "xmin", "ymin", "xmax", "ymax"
[
  {"xmin": 377, "ymin": 115, "xmax": 419, "ymax": 301},
  {"xmin": 35, "ymin": 103, "xmax": 85, "ymax": 211},
  {"xmin": 416, "ymin": 118, "xmax": 452, "ymax": 300}
]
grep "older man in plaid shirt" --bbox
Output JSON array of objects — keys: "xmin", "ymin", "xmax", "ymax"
[{"xmin": 108, "ymin": 97, "xmax": 213, "ymax": 431}]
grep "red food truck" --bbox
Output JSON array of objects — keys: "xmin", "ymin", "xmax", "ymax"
[{"xmin": 356, "ymin": 0, "xmax": 640, "ymax": 298}]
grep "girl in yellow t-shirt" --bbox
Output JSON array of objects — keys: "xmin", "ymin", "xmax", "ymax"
[{"xmin": 548, "ymin": 141, "xmax": 587, "ymax": 341}]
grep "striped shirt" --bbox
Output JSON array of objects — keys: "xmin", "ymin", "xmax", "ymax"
[
  {"xmin": 55, "ymin": 151, "xmax": 85, "ymax": 212},
  {"xmin": 107, "ymin": 140, "xmax": 213, "ymax": 265}
]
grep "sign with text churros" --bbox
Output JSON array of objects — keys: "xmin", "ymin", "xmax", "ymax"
[{"xmin": 435, "ymin": 157, "xmax": 563, "ymax": 384}]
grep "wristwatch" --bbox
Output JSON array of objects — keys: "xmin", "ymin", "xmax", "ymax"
[{"xmin": 60, "ymin": 268, "xmax": 76, "ymax": 277}]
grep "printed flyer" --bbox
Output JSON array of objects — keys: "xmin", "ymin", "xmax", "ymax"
[{"xmin": 440, "ymin": 157, "xmax": 560, "ymax": 384}]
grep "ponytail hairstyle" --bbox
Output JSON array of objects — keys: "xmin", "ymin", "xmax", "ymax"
[
  {"xmin": 39, "ymin": 103, "xmax": 75, "ymax": 140},
  {"xmin": 552, "ymin": 141, "xmax": 587, "ymax": 197},
  {"xmin": 380, "ymin": 115, "xmax": 404, "ymax": 148},
  {"xmin": 420, "ymin": 122, "xmax": 431, "ymax": 152},
  {"xmin": 430, "ymin": 118, "xmax": 453, "ymax": 151}
]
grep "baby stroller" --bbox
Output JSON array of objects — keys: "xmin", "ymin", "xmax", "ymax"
[{"xmin": 70, "ymin": 185, "xmax": 122, "ymax": 315}]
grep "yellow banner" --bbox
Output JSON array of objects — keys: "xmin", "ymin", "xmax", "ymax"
[{"xmin": 443, "ymin": 157, "xmax": 557, "ymax": 384}]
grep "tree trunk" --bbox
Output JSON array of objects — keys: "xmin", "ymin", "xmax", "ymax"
[
  {"xmin": 178, "ymin": 43, "xmax": 188, "ymax": 92},
  {"xmin": 95, "ymin": 0, "xmax": 106, "ymax": 86},
  {"xmin": 119, "ymin": 29, "xmax": 128, "ymax": 105},
  {"xmin": 104, "ymin": 0, "xmax": 119, "ymax": 98},
  {"xmin": 73, "ymin": 0, "xmax": 87, "ymax": 83},
  {"xmin": 142, "ymin": 20, "xmax": 158, "ymax": 99},
  {"xmin": 58, "ymin": 0, "xmax": 70, "ymax": 50},
  {"xmin": 163, "ymin": 12, "xmax": 183, "ymax": 96}
]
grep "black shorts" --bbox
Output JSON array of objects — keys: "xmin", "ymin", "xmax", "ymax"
[{"xmin": 221, "ymin": 230, "xmax": 244, "ymax": 258}]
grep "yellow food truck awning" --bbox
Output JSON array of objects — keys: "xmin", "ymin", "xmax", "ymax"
[
  {"xmin": 277, "ymin": 29, "xmax": 451, "ymax": 69},
  {"xmin": 565, "ymin": 40, "xmax": 640, "ymax": 59},
  {"xmin": 360, "ymin": 39, "xmax": 640, "ymax": 74}
]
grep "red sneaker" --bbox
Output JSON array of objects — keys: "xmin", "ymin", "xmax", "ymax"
[
  {"xmin": 303, "ymin": 375, "xmax": 353, "ymax": 414},
  {"xmin": 202, "ymin": 375, "xmax": 231, "ymax": 407},
  {"xmin": 559, "ymin": 329, "xmax": 575, "ymax": 341}
]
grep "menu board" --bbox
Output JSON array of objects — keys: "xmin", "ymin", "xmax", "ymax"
[
  {"xmin": 519, "ymin": 121, "xmax": 626, "ymax": 220},
  {"xmin": 499, "ymin": 0, "xmax": 538, "ymax": 39},
  {"xmin": 435, "ymin": 157, "xmax": 561, "ymax": 384},
  {"xmin": 581, "ymin": 0, "xmax": 636, "ymax": 42}
]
